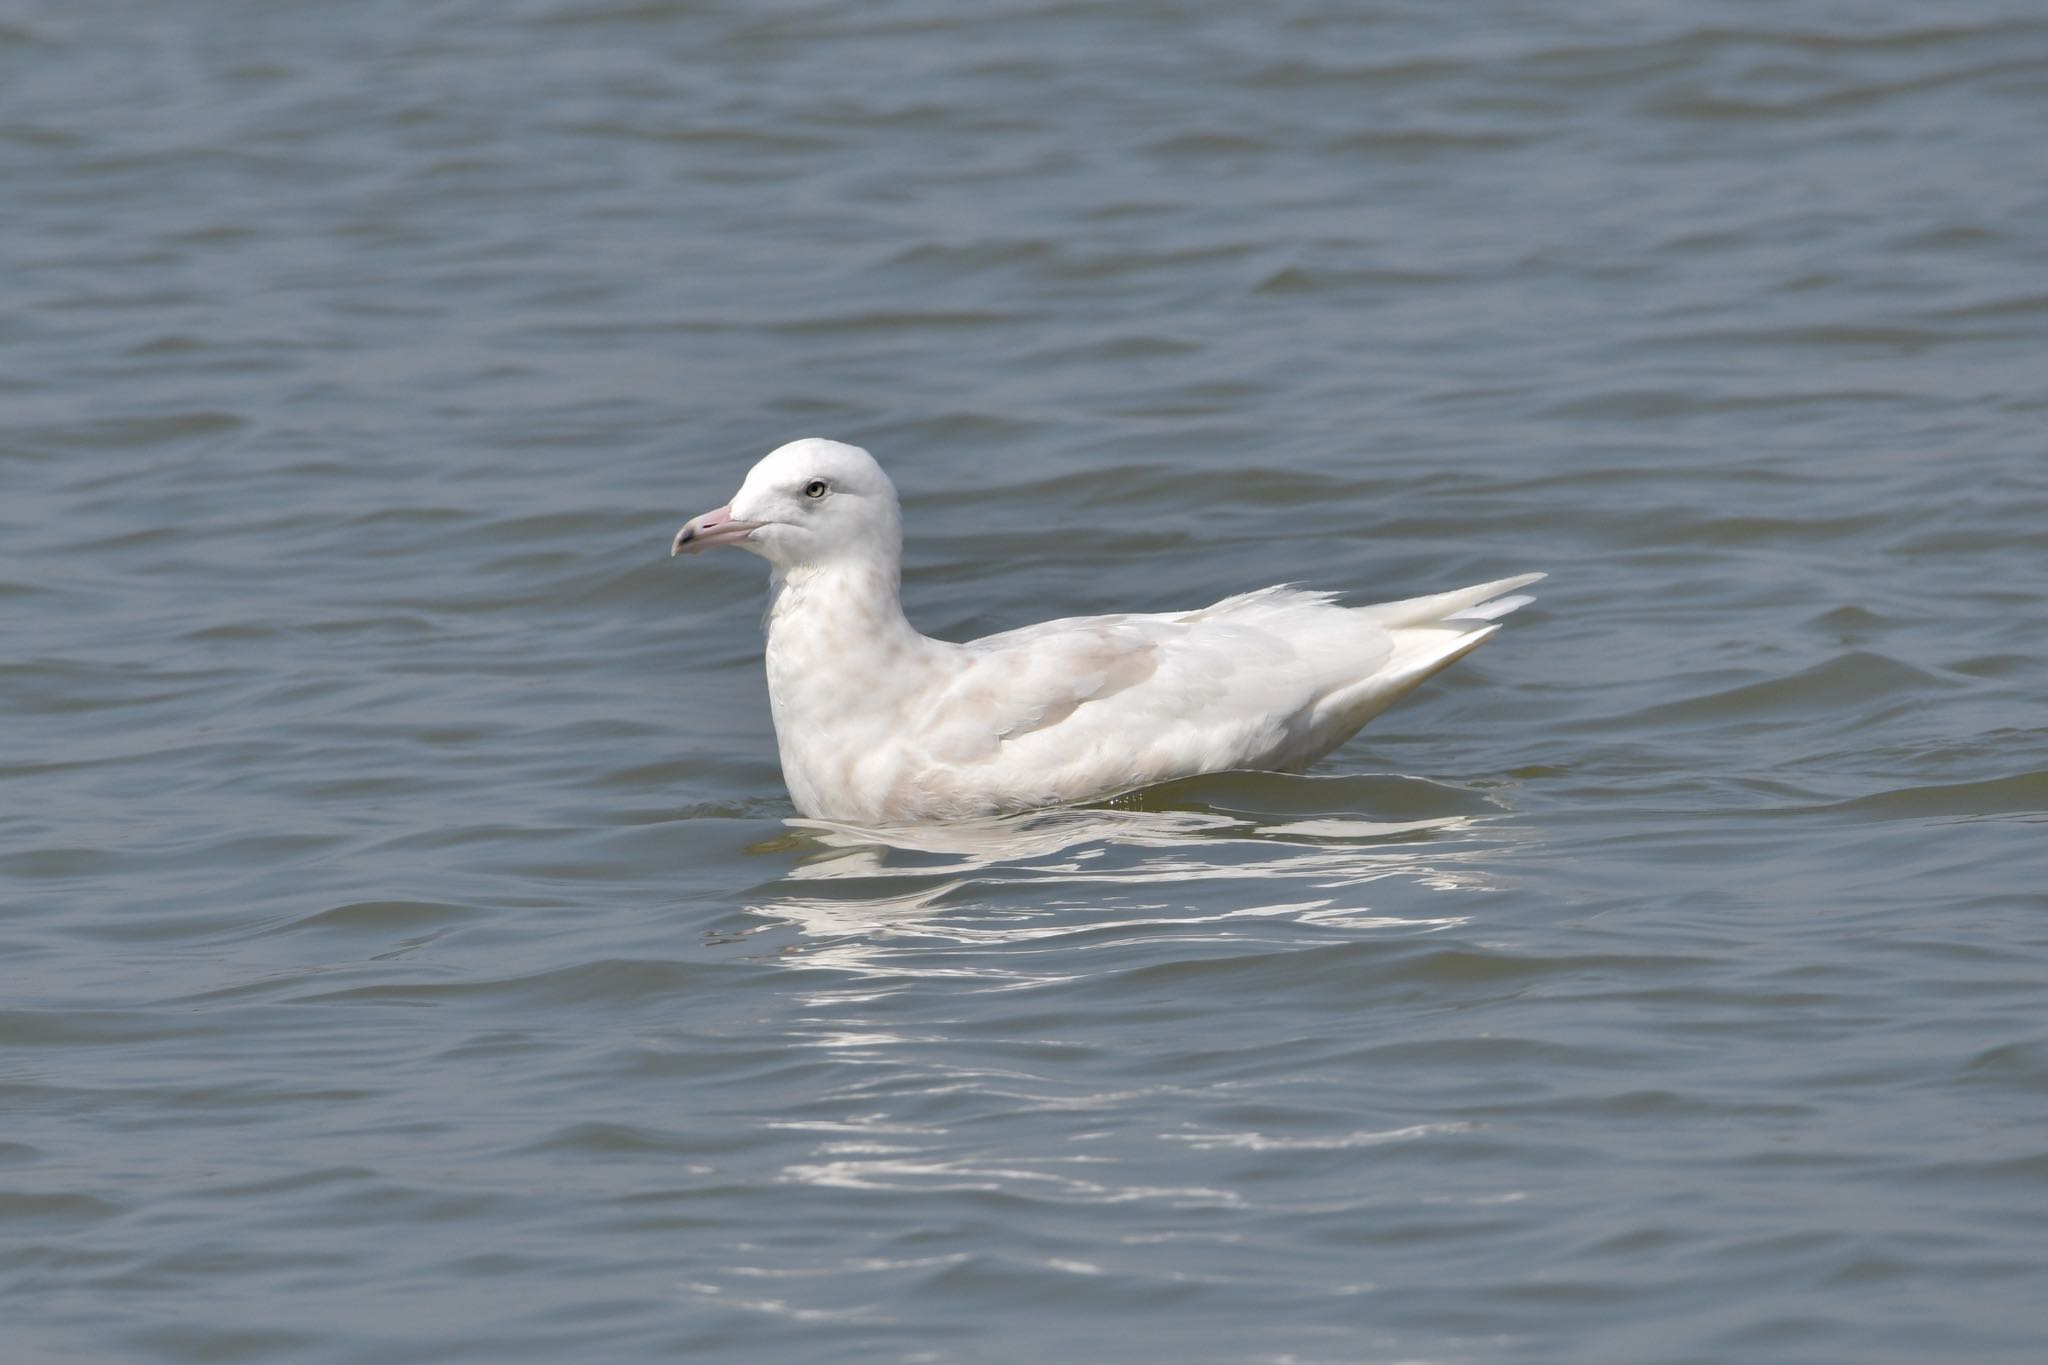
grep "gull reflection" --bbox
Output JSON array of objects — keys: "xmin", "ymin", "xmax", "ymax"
[
  {"xmin": 722, "ymin": 775, "xmax": 1532, "ymax": 1223},
  {"xmin": 737, "ymin": 772, "xmax": 1528, "ymax": 983}
]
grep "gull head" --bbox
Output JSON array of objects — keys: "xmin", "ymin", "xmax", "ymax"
[{"xmin": 671, "ymin": 438, "xmax": 901, "ymax": 572}]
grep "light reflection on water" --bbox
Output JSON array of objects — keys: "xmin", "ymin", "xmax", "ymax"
[
  {"xmin": 727, "ymin": 775, "xmax": 1541, "ymax": 1237},
  {"xmin": 742, "ymin": 773, "xmax": 1514, "ymax": 982}
]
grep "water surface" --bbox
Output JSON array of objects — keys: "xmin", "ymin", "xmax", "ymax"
[{"xmin": 4, "ymin": 2, "xmax": 2046, "ymax": 1361}]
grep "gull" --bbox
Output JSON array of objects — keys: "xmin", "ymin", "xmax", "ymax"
[{"xmin": 672, "ymin": 439, "xmax": 1540, "ymax": 824}]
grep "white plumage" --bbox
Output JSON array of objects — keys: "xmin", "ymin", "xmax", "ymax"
[{"xmin": 672, "ymin": 439, "xmax": 1541, "ymax": 824}]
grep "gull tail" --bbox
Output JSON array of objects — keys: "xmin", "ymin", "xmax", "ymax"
[
  {"xmin": 1358, "ymin": 572, "xmax": 1546, "ymax": 629},
  {"xmin": 1289, "ymin": 573, "xmax": 1545, "ymax": 764}
]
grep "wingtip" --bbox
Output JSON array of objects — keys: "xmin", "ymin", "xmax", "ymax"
[{"xmin": 1449, "ymin": 593, "xmax": 1536, "ymax": 623}]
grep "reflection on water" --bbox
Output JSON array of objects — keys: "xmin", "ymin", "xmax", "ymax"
[
  {"xmin": 742, "ymin": 772, "xmax": 1526, "ymax": 981},
  {"xmin": 732, "ymin": 776, "xmax": 1538, "ymax": 1257}
]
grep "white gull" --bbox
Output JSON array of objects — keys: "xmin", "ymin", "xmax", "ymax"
[{"xmin": 672, "ymin": 438, "xmax": 1541, "ymax": 824}]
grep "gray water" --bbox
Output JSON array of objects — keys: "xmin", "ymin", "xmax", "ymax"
[{"xmin": 5, "ymin": 2, "xmax": 2046, "ymax": 1361}]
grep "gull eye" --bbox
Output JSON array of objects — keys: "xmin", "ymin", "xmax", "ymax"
[{"xmin": 803, "ymin": 478, "xmax": 828, "ymax": 499}]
